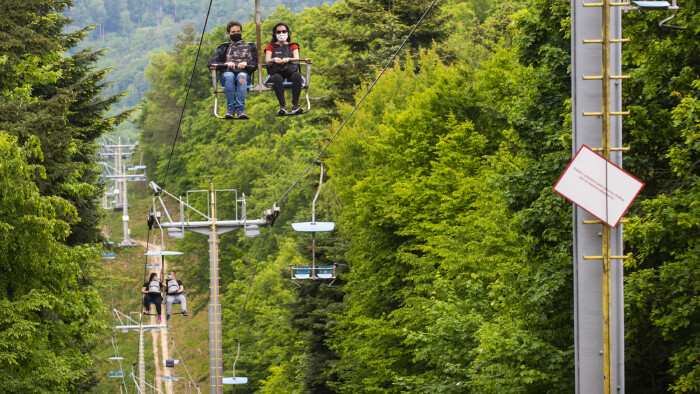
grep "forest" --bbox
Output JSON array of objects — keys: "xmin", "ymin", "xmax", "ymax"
[{"xmin": 0, "ymin": 0, "xmax": 698, "ymax": 392}]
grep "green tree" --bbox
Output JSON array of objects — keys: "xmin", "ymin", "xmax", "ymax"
[{"xmin": 0, "ymin": 133, "xmax": 107, "ymax": 392}]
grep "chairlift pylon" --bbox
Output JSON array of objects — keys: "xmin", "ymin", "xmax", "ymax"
[{"xmin": 291, "ymin": 161, "xmax": 336, "ymax": 286}]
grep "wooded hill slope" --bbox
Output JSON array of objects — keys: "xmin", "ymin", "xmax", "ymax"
[{"xmin": 135, "ymin": 0, "xmax": 699, "ymax": 392}]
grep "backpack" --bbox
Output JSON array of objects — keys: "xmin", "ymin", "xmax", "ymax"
[
  {"xmin": 148, "ymin": 280, "xmax": 160, "ymax": 293},
  {"xmin": 167, "ymin": 279, "xmax": 180, "ymax": 294},
  {"xmin": 268, "ymin": 43, "xmax": 298, "ymax": 75}
]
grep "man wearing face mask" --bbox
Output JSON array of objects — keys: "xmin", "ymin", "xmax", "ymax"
[
  {"xmin": 164, "ymin": 270, "xmax": 187, "ymax": 321},
  {"xmin": 208, "ymin": 21, "xmax": 257, "ymax": 119}
]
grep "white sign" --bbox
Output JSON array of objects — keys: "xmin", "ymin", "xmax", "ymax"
[{"xmin": 554, "ymin": 145, "xmax": 644, "ymax": 227}]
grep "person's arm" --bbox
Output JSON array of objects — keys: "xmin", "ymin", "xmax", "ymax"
[
  {"xmin": 178, "ymin": 284, "xmax": 184, "ymax": 294},
  {"xmin": 291, "ymin": 47, "xmax": 300, "ymax": 64},
  {"xmin": 243, "ymin": 44, "xmax": 257, "ymax": 75},
  {"xmin": 141, "ymin": 285, "xmax": 147, "ymax": 294},
  {"xmin": 208, "ymin": 44, "xmax": 223, "ymax": 69},
  {"xmin": 265, "ymin": 46, "xmax": 273, "ymax": 65}
]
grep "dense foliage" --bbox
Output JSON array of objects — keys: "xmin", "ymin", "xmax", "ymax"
[
  {"xmin": 133, "ymin": 0, "xmax": 697, "ymax": 392},
  {"xmin": 0, "ymin": 0, "xmax": 126, "ymax": 391}
]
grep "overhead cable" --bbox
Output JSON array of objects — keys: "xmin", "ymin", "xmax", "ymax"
[
  {"xmin": 160, "ymin": 0, "xmax": 215, "ymax": 190},
  {"xmin": 275, "ymin": 0, "xmax": 440, "ymax": 204}
]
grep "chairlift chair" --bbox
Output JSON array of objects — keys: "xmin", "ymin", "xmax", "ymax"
[
  {"xmin": 290, "ymin": 162, "xmax": 336, "ymax": 286},
  {"xmin": 224, "ymin": 339, "xmax": 248, "ymax": 385},
  {"xmin": 632, "ymin": 0, "xmax": 685, "ymax": 29},
  {"xmin": 210, "ymin": 59, "xmax": 313, "ymax": 119}
]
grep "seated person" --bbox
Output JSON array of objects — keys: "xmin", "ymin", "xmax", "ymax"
[
  {"xmin": 141, "ymin": 273, "xmax": 163, "ymax": 323},
  {"xmin": 164, "ymin": 270, "xmax": 188, "ymax": 320},
  {"xmin": 265, "ymin": 23, "xmax": 304, "ymax": 115},
  {"xmin": 208, "ymin": 20, "xmax": 257, "ymax": 119}
]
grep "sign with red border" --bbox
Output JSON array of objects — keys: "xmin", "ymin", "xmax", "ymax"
[{"xmin": 554, "ymin": 145, "xmax": 644, "ymax": 228}]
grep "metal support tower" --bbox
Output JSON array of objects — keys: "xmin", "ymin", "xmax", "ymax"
[
  {"xmin": 113, "ymin": 308, "xmax": 168, "ymax": 393},
  {"xmin": 150, "ymin": 181, "xmax": 279, "ymax": 393},
  {"xmin": 98, "ymin": 137, "xmax": 145, "ymax": 246},
  {"xmin": 572, "ymin": 0, "xmax": 631, "ymax": 392}
]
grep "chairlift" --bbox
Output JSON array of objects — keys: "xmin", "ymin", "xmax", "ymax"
[
  {"xmin": 101, "ymin": 252, "xmax": 115, "ymax": 259},
  {"xmin": 291, "ymin": 162, "xmax": 336, "ymax": 286},
  {"xmin": 210, "ymin": 0, "xmax": 312, "ymax": 120},
  {"xmin": 632, "ymin": 0, "xmax": 685, "ymax": 29},
  {"xmin": 164, "ymin": 359, "xmax": 180, "ymax": 368},
  {"xmin": 210, "ymin": 59, "xmax": 312, "ymax": 119},
  {"xmin": 108, "ymin": 356, "xmax": 124, "ymax": 361},
  {"xmin": 108, "ymin": 371, "xmax": 124, "ymax": 378},
  {"xmin": 145, "ymin": 251, "xmax": 183, "ymax": 256},
  {"xmin": 223, "ymin": 339, "xmax": 248, "ymax": 385}
]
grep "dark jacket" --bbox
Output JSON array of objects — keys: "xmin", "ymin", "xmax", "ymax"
[{"xmin": 208, "ymin": 41, "xmax": 258, "ymax": 75}]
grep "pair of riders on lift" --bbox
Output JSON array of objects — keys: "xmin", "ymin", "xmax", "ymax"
[
  {"xmin": 141, "ymin": 271, "xmax": 188, "ymax": 322},
  {"xmin": 208, "ymin": 21, "xmax": 304, "ymax": 119}
]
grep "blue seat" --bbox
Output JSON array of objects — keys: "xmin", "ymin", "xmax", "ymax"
[
  {"xmin": 317, "ymin": 266, "xmax": 335, "ymax": 279},
  {"xmin": 293, "ymin": 266, "xmax": 311, "ymax": 279}
]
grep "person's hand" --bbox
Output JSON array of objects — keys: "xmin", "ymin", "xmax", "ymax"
[
  {"xmin": 225, "ymin": 61, "xmax": 236, "ymax": 68},
  {"xmin": 238, "ymin": 61, "xmax": 247, "ymax": 68},
  {"xmin": 282, "ymin": 58, "xmax": 290, "ymax": 63},
  {"xmin": 210, "ymin": 66, "xmax": 216, "ymax": 70},
  {"xmin": 274, "ymin": 58, "xmax": 283, "ymax": 64}
]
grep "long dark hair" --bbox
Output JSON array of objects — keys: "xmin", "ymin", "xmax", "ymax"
[
  {"xmin": 148, "ymin": 272, "xmax": 158, "ymax": 282},
  {"xmin": 270, "ymin": 23, "xmax": 291, "ymax": 43}
]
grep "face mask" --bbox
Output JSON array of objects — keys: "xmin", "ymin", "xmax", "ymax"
[
  {"xmin": 153, "ymin": 277, "xmax": 158, "ymax": 281},
  {"xmin": 168, "ymin": 275, "xmax": 173, "ymax": 280},
  {"xmin": 230, "ymin": 33, "xmax": 242, "ymax": 42},
  {"xmin": 276, "ymin": 33, "xmax": 288, "ymax": 42}
]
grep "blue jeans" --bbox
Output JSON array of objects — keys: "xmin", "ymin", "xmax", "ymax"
[{"xmin": 220, "ymin": 71, "xmax": 250, "ymax": 112}]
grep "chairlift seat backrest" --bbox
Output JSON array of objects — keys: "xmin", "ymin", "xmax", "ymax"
[
  {"xmin": 223, "ymin": 377, "xmax": 248, "ymax": 384},
  {"xmin": 632, "ymin": 0, "xmax": 670, "ymax": 8},
  {"xmin": 317, "ymin": 266, "xmax": 335, "ymax": 279},
  {"xmin": 292, "ymin": 266, "xmax": 311, "ymax": 279},
  {"xmin": 145, "ymin": 250, "xmax": 183, "ymax": 256},
  {"xmin": 291, "ymin": 222, "xmax": 335, "ymax": 232}
]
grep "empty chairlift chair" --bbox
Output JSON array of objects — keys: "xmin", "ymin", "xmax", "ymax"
[
  {"xmin": 290, "ymin": 162, "xmax": 336, "ymax": 285},
  {"xmin": 632, "ymin": 0, "xmax": 685, "ymax": 30}
]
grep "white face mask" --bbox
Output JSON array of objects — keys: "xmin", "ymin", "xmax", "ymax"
[
  {"xmin": 153, "ymin": 277, "xmax": 158, "ymax": 281},
  {"xmin": 168, "ymin": 275, "xmax": 173, "ymax": 280},
  {"xmin": 276, "ymin": 33, "xmax": 288, "ymax": 42}
]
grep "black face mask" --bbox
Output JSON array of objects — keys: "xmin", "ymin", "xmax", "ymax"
[{"xmin": 230, "ymin": 33, "xmax": 242, "ymax": 42}]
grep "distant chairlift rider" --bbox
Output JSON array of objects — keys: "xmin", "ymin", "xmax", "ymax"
[
  {"xmin": 142, "ymin": 272, "xmax": 163, "ymax": 323},
  {"xmin": 165, "ymin": 270, "xmax": 188, "ymax": 321}
]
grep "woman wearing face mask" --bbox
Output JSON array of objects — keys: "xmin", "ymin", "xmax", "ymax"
[
  {"xmin": 141, "ymin": 272, "xmax": 163, "ymax": 322},
  {"xmin": 265, "ymin": 23, "xmax": 304, "ymax": 115},
  {"xmin": 164, "ymin": 271, "xmax": 187, "ymax": 321}
]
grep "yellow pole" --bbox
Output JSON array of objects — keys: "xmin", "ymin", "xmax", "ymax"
[
  {"xmin": 601, "ymin": 0, "xmax": 612, "ymax": 392},
  {"xmin": 209, "ymin": 181, "xmax": 222, "ymax": 393}
]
